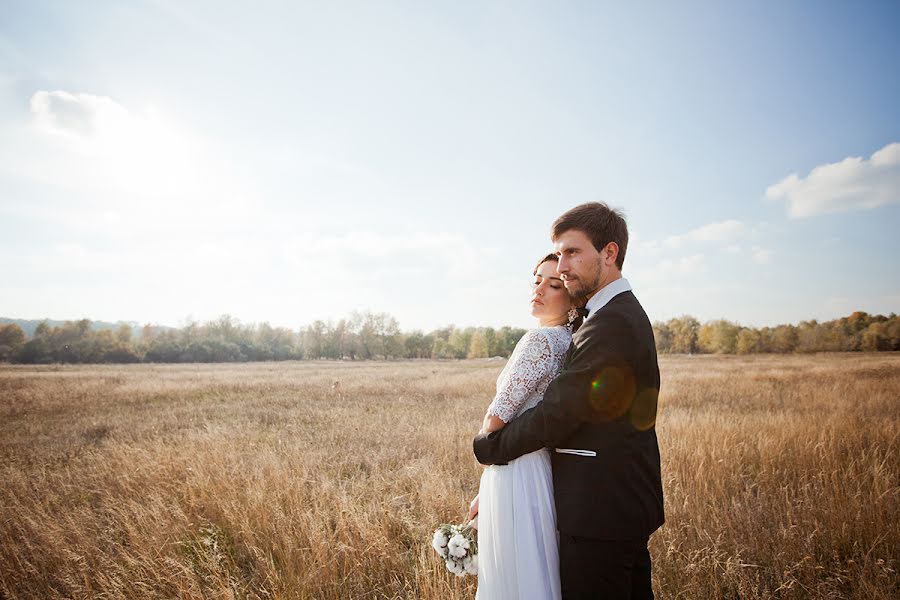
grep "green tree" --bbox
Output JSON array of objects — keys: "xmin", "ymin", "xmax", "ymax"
[
  {"xmin": 769, "ymin": 325, "xmax": 799, "ymax": 353},
  {"xmin": 352, "ymin": 311, "xmax": 378, "ymax": 359},
  {"xmin": 736, "ymin": 328, "xmax": 763, "ymax": 354},
  {"xmin": 114, "ymin": 324, "xmax": 132, "ymax": 344},
  {"xmin": 697, "ymin": 320, "xmax": 740, "ymax": 354},
  {"xmin": 652, "ymin": 321, "xmax": 673, "ymax": 354},
  {"xmin": 448, "ymin": 328, "xmax": 472, "ymax": 359},
  {"xmin": 404, "ymin": 331, "xmax": 429, "ymax": 358},
  {"xmin": 19, "ymin": 337, "xmax": 51, "ymax": 364},
  {"xmin": 887, "ymin": 317, "xmax": 900, "ymax": 350},
  {"xmin": 328, "ymin": 319, "xmax": 353, "ymax": 359},
  {"xmin": 861, "ymin": 322, "xmax": 891, "ymax": 351},
  {"xmin": 670, "ymin": 316, "xmax": 700, "ymax": 354},
  {"xmin": 302, "ymin": 320, "xmax": 327, "ymax": 359},
  {"xmin": 494, "ymin": 326, "xmax": 526, "ymax": 356},
  {"xmin": 0, "ymin": 323, "xmax": 26, "ymax": 361},
  {"xmin": 467, "ymin": 330, "xmax": 488, "ymax": 358},
  {"xmin": 481, "ymin": 327, "xmax": 498, "ymax": 357},
  {"xmin": 431, "ymin": 338, "xmax": 454, "ymax": 359},
  {"xmin": 374, "ymin": 313, "xmax": 402, "ymax": 358}
]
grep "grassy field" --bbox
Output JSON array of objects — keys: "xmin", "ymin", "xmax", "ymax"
[{"xmin": 1, "ymin": 354, "xmax": 898, "ymax": 599}]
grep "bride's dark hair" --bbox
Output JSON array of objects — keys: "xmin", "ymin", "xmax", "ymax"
[{"xmin": 533, "ymin": 253, "xmax": 558, "ymax": 274}]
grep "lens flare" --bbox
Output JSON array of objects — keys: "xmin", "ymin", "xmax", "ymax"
[
  {"xmin": 629, "ymin": 388, "xmax": 659, "ymax": 431},
  {"xmin": 587, "ymin": 365, "xmax": 635, "ymax": 422}
]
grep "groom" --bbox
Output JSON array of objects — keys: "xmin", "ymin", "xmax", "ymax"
[{"xmin": 473, "ymin": 202, "xmax": 664, "ymax": 599}]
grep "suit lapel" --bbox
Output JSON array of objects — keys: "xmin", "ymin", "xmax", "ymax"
[
  {"xmin": 564, "ymin": 318, "xmax": 592, "ymax": 367},
  {"xmin": 566, "ymin": 291, "xmax": 632, "ymax": 363},
  {"xmin": 562, "ymin": 340, "xmax": 576, "ymax": 368}
]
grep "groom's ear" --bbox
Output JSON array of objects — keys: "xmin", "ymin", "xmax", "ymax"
[{"xmin": 603, "ymin": 242, "xmax": 620, "ymax": 266}]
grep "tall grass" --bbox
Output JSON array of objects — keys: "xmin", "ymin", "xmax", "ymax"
[{"xmin": 1, "ymin": 354, "xmax": 897, "ymax": 598}]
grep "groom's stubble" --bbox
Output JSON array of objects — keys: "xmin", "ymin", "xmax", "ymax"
[{"xmin": 562, "ymin": 255, "xmax": 605, "ymax": 301}]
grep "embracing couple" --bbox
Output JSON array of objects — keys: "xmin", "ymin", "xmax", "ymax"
[{"xmin": 469, "ymin": 202, "xmax": 664, "ymax": 599}]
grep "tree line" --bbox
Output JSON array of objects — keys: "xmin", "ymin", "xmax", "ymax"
[
  {"xmin": 653, "ymin": 311, "xmax": 900, "ymax": 354},
  {"xmin": 0, "ymin": 312, "xmax": 527, "ymax": 364},
  {"xmin": 0, "ymin": 310, "xmax": 897, "ymax": 364}
]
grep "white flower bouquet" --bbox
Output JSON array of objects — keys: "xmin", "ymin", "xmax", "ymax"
[{"xmin": 431, "ymin": 521, "xmax": 478, "ymax": 577}]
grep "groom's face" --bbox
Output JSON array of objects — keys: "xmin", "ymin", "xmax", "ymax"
[{"xmin": 554, "ymin": 229, "xmax": 604, "ymax": 299}]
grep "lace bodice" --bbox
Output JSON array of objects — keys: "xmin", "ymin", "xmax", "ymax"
[{"xmin": 487, "ymin": 325, "xmax": 573, "ymax": 423}]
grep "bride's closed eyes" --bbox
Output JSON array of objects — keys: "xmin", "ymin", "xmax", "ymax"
[
  {"xmin": 532, "ymin": 277, "xmax": 563, "ymax": 290},
  {"xmin": 531, "ymin": 256, "xmax": 574, "ymax": 327}
]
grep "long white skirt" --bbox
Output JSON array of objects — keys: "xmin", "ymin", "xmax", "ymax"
[{"xmin": 475, "ymin": 448, "xmax": 561, "ymax": 600}]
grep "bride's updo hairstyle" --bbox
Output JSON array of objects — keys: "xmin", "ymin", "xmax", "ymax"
[{"xmin": 533, "ymin": 253, "xmax": 559, "ymax": 274}]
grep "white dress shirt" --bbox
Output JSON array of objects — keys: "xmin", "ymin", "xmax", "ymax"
[{"xmin": 584, "ymin": 277, "xmax": 632, "ymax": 320}]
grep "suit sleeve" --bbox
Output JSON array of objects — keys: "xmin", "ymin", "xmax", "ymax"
[{"xmin": 473, "ymin": 311, "xmax": 634, "ymax": 465}]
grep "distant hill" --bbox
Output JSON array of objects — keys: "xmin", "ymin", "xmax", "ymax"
[{"xmin": 0, "ymin": 318, "xmax": 168, "ymax": 339}]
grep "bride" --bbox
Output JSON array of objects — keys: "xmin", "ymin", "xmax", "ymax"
[{"xmin": 468, "ymin": 253, "xmax": 577, "ymax": 600}]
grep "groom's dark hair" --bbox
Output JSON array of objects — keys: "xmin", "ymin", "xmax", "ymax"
[{"xmin": 551, "ymin": 202, "xmax": 628, "ymax": 270}]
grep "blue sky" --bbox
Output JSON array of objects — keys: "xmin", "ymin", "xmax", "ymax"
[{"xmin": 1, "ymin": 1, "xmax": 898, "ymax": 331}]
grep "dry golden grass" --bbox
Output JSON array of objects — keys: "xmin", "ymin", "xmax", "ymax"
[{"xmin": 1, "ymin": 354, "xmax": 898, "ymax": 599}]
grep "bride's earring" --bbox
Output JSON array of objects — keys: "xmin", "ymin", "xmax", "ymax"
[{"xmin": 567, "ymin": 307, "xmax": 579, "ymax": 325}]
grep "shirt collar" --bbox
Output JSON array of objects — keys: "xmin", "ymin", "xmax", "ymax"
[{"xmin": 584, "ymin": 277, "xmax": 632, "ymax": 319}]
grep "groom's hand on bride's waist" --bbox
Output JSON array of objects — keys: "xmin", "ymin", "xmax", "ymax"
[{"xmin": 473, "ymin": 431, "xmax": 508, "ymax": 466}]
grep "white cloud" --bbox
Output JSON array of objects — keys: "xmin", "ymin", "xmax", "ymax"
[
  {"xmin": 2, "ymin": 227, "xmax": 508, "ymax": 329},
  {"xmin": 17, "ymin": 89, "xmax": 258, "ymax": 232},
  {"xmin": 765, "ymin": 142, "xmax": 900, "ymax": 218},
  {"xmin": 16, "ymin": 229, "xmax": 491, "ymax": 287},
  {"xmin": 278, "ymin": 230, "xmax": 494, "ymax": 283},
  {"xmin": 751, "ymin": 246, "xmax": 773, "ymax": 264},
  {"xmin": 663, "ymin": 219, "xmax": 743, "ymax": 248},
  {"xmin": 30, "ymin": 90, "xmax": 128, "ymax": 138},
  {"xmin": 676, "ymin": 254, "xmax": 707, "ymax": 274},
  {"xmin": 630, "ymin": 253, "xmax": 707, "ymax": 283},
  {"xmin": 628, "ymin": 219, "xmax": 760, "ymax": 287},
  {"xmin": 7, "ymin": 89, "xmax": 529, "ymax": 330},
  {"xmin": 629, "ymin": 239, "xmax": 661, "ymax": 259}
]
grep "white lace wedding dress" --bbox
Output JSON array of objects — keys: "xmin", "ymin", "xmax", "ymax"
[{"xmin": 475, "ymin": 325, "xmax": 572, "ymax": 600}]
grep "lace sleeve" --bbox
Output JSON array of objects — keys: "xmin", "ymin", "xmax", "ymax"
[{"xmin": 487, "ymin": 330, "xmax": 553, "ymax": 423}]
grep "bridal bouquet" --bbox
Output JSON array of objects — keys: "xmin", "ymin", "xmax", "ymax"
[{"xmin": 431, "ymin": 521, "xmax": 478, "ymax": 577}]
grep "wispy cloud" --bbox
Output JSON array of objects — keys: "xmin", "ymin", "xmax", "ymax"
[
  {"xmin": 279, "ymin": 230, "xmax": 494, "ymax": 283},
  {"xmin": 631, "ymin": 219, "xmax": 746, "ymax": 259},
  {"xmin": 30, "ymin": 90, "xmax": 128, "ymax": 138},
  {"xmin": 629, "ymin": 219, "xmax": 772, "ymax": 289},
  {"xmin": 1, "ymin": 227, "xmax": 506, "ymax": 328},
  {"xmin": 663, "ymin": 219, "xmax": 743, "ymax": 248},
  {"xmin": 765, "ymin": 142, "xmax": 900, "ymax": 218},
  {"xmin": 631, "ymin": 253, "xmax": 708, "ymax": 283},
  {"xmin": 751, "ymin": 246, "xmax": 773, "ymax": 264},
  {"xmin": 17, "ymin": 89, "xmax": 258, "ymax": 232}
]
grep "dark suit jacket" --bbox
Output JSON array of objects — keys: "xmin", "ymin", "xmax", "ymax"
[{"xmin": 473, "ymin": 290, "xmax": 664, "ymax": 540}]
